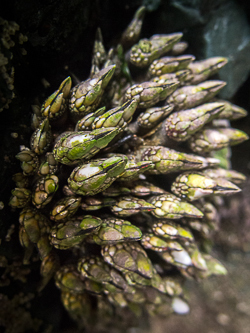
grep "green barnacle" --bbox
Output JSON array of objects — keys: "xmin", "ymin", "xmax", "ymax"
[
  {"xmin": 53, "ymin": 127, "xmax": 119, "ymax": 165},
  {"xmin": 110, "ymin": 196, "xmax": 155, "ymax": 217},
  {"xmin": 101, "ymin": 242, "xmax": 154, "ymax": 279},
  {"xmin": 164, "ymin": 102, "xmax": 225, "ymax": 141},
  {"xmin": 19, "ymin": 207, "xmax": 52, "ymax": 259},
  {"xmin": 149, "ymin": 193, "xmax": 204, "ymax": 219},
  {"xmin": 141, "ymin": 233, "xmax": 184, "ymax": 252},
  {"xmin": 30, "ymin": 118, "xmax": 52, "ymax": 155},
  {"xmin": 9, "ymin": 187, "xmax": 31, "ymax": 208},
  {"xmin": 91, "ymin": 99, "xmax": 138, "ymax": 131},
  {"xmin": 130, "ymin": 33, "xmax": 183, "ymax": 67},
  {"xmin": 186, "ymin": 57, "xmax": 228, "ymax": 84},
  {"xmin": 16, "ymin": 146, "xmax": 39, "ymax": 176},
  {"xmin": 75, "ymin": 106, "xmax": 106, "ymax": 131},
  {"xmin": 171, "ymin": 171, "xmax": 240, "ymax": 201},
  {"xmin": 166, "ymin": 80, "xmax": 226, "ymax": 111},
  {"xmin": 55, "ymin": 265, "xmax": 86, "ymax": 293},
  {"xmin": 92, "ymin": 218, "xmax": 142, "ymax": 245},
  {"xmin": 134, "ymin": 105, "xmax": 174, "ymax": 132},
  {"xmin": 152, "ymin": 220, "xmax": 194, "ymax": 241},
  {"xmin": 117, "ymin": 160, "xmax": 154, "ymax": 181},
  {"xmin": 69, "ymin": 65, "xmax": 116, "ymax": 121},
  {"xmin": 134, "ymin": 145, "xmax": 217, "ymax": 174},
  {"xmin": 32, "ymin": 174, "xmax": 59, "ymax": 209},
  {"xmin": 121, "ymin": 6, "xmax": 146, "ymax": 48},
  {"xmin": 214, "ymin": 99, "xmax": 248, "ymax": 120},
  {"xmin": 202, "ymin": 167, "xmax": 246, "ymax": 185},
  {"xmin": 68, "ymin": 155, "xmax": 128, "ymax": 196},
  {"xmin": 78, "ymin": 256, "xmax": 113, "ymax": 284},
  {"xmin": 158, "ymin": 243, "xmax": 209, "ymax": 277},
  {"xmin": 151, "ymin": 69, "xmax": 191, "ymax": 86},
  {"xmin": 50, "ymin": 196, "xmax": 81, "ymax": 221},
  {"xmin": 38, "ymin": 152, "xmax": 58, "ymax": 176},
  {"xmin": 78, "ymin": 215, "xmax": 103, "ymax": 234},
  {"xmin": 124, "ymin": 80, "xmax": 179, "ymax": 108},
  {"xmin": 49, "ymin": 216, "xmax": 98, "ymax": 250},
  {"xmin": 148, "ymin": 54, "xmax": 195, "ymax": 77},
  {"xmin": 188, "ymin": 127, "xmax": 249, "ymax": 154},
  {"xmin": 41, "ymin": 76, "xmax": 72, "ymax": 120}
]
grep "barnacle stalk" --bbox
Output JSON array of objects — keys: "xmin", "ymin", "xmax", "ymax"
[{"xmin": 9, "ymin": 5, "xmax": 248, "ymax": 332}]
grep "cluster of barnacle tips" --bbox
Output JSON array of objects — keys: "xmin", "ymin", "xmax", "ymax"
[{"xmin": 9, "ymin": 6, "xmax": 248, "ymax": 326}]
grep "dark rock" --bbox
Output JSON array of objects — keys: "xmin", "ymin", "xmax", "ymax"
[
  {"xmin": 200, "ymin": 1, "xmax": 250, "ymax": 99},
  {"xmin": 147, "ymin": 0, "xmax": 250, "ymax": 99}
]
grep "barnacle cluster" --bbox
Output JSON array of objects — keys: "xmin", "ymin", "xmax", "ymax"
[
  {"xmin": 9, "ymin": 6, "xmax": 249, "ymax": 330},
  {"xmin": 0, "ymin": 17, "xmax": 28, "ymax": 112}
]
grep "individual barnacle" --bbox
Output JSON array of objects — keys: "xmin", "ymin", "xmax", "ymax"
[
  {"xmin": 69, "ymin": 65, "xmax": 116, "ymax": 121},
  {"xmin": 149, "ymin": 193, "xmax": 204, "ymax": 219},
  {"xmin": 16, "ymin": 147, "xmax": 39, "ymax": 176},
  {"xmin": 138, "ymin": 105, "xmax": 174, "ymax": 129},
  {"xmin": 164, "ymin": 102, "xmax": 225, "ymax": 141},
  {"xmin": 130, "ymin": 33, "xmax": 183, "ymax": 67},
  {"xmin": 110, "ymin": 196, "xmax": 155, "ymax": 217},
  {"xmin": 171, "ymin": 171, "xmax": 241, "ymax": 201},
  {"xmin": 68, "ymin": 155, "xmax": 128, "ymax": 196},
  {"xmin": 124, "ymin": 80, "xmax": 179, "ymax": 108},
  {"xmin": 41, "ymin": 76, "xmax": 72, "ymax": 120},
  {"xmin": 32, "ymin": 174, "xmax": 59, "ymax": 209},
  {"xmin": 91, "ymin": 217, "xmax": 142, "ymax": 245},
  {"xmin": 141, "ymin": 233, "xmax": 184, "ymax": 252},
  {"xmin": 19, "ymin": 207, "xmax": 52, "ymax": 259},
  {"xmin": 50, "ymin": 219, "xmax": 85, "ymax": 250},
  {"xmin": 214, "ymin": 99, "xmax": 248, "ymax": 120},
  {"xmin": 49, "ymin": 216, "xmax": 102, "ymax": 249},
  {"xmin": 75, "ymin": 106, "xmax": 106, "ymax": 131},
  {"xmin": 55, "ymin": 265, "xmax": 85, "ymax": 293},
  {"xmin": 30, "ymin": 118, "xmax": 52, "ymax": 155},
  {"xmin": 148, "ymin": 54, "xmax": 195, "ymax": 77},
  {"xmin": 202, "ymin": 167, "xmax": 246, "ymax": 185},
  {"xmin": 38, "ymin": 152, "xmax": 58, "ymax": 176},
  {"xmin": 90, "ymin": 99, "xmax": 138, "ymax": 131},
  {"xmin": 166, "ymin": 80, "xmax": 226, "ymax": 111},
  {"xmin": 53, "ymin": 127, "xmax": 119, "ymax": 165},
  {"xmin": 152, "ymin": 220, "xmax": 194, "ymax": 241},
  {"xmin": 151, "ymin": 69, "xmax": 191, "ymax": 86},
  {"xmin": 121, "ymin": 6, "xmax": 146, "ymax": 48},
  {"xmin": 90, "ymin": 28, "xmax": 107, "ymax": 75},
  {"xmin": 9, "ymin": 188, "xmax": 31, "ymax": 208},
  {"xmin": 50, "ymin": 196, "xmax": 81, "ymax": 221},
  {"xmin": 133, "ymin": 145, "xmax": 218, "ymax": 174},
  {"xmin": 101, "ymin": 242, "xmax": 154, "ymax": 278},
  {"xmin": 78, "ymin": 256, "xmax": 114, "ymax": 284},
  {"xmin": 188, "ymin": 127, "xmax": 249, "ymax": 154},
  {"xmin": 117, "ymin": 160, "xmax": 154, "ymax": 181},
  {"xmin": 186, "ymin": 57, "xmax": 228, "ymax": 84}
]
